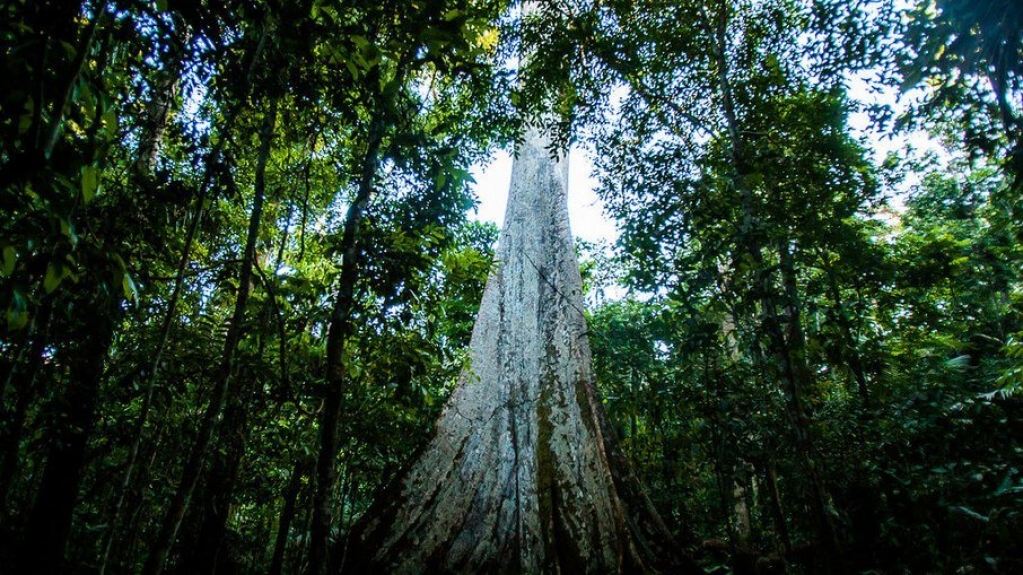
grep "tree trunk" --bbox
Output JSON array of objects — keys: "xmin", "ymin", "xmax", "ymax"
[
  {"xmin": 186, "ymin": 375, "xmax": 255, "ymax": 575},
  {"xmin": 101, "ymin": 27, "xmax": 267, "ymax": 575},
  {"xmin": 340, "ymin": 129, "xmax": 700, "ymax": 575},
  {"xmin": 135, "ymin": 20, "xmax": 190, "ymax": 177},
  {"xmin": 18, "ymin": 291, "xmax": 120, "ymax": 574},
  {"xmin": 0, "ymin": 300, "xmax": 53, "ymax": 508},
  {"xmin": 711, "ymin": 2, "xmax": 842, "ymax": 569},
  {"xmin": 269, "ymin": 459, "xmax": 308, "ymax": 575},
  {"xmin": 40, "ymin": 5, "xmax": 105, "ymax": 161},
  {"xmin": 306, "ymin": 93, "xmax": 388, "ymax": 575},
  {"xmin": 142, "ymin": 98, "xmax": 277, "ymax": 575},
  {"xmin": 758, "ymin": 460, "xmax": 791, "ymax": 561},
  {"xmin": 774, "ymin": 241, "xmax": 844, "ymax": 574},
  {"xmin": 731, "ymin": 477, "xmax": 753, "ymax": 549},
  {"xmin": 819, "ymin": 255, "xmax": 870, "ymax": 406}
]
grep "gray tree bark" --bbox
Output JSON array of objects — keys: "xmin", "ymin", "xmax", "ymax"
[{"xmin": 341, "ymin": 130, "xmax": 701, "ymax": 575}]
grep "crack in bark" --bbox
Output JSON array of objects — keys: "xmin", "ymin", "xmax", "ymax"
[{"xmin": 522, "ymin": 250, "xmax": 590, "ymax": 321}]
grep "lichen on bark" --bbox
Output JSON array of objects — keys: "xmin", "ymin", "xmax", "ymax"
[{"xmin": 340, "ymin": 129, "xmax": 701, "ymax": 575}]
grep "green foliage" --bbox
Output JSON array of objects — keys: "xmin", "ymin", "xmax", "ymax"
[
  {"xmin": 900, "ymin": 0, "xmax": 1022, "ymax": 151},
  {"xmin": 569, "ymin": 0, "xmax": 1023, "ymax": 573},
  {"xmin": 899, "ymin": 0, "xmax": 1023, "ymax": 239},
  {"xmin": 0, "ymin": 0, "xmax": 509, "ymax": 572}
]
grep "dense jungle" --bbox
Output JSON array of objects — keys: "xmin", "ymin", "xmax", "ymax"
[{"xmin": 0, "ymin": 0, "xmax": 1021, "ymax": 573}]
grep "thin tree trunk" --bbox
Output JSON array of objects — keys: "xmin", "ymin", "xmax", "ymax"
[
  {"xmin": 269, "ymin": 459, "xmax": 307, "ymax": 575},
  {"xmin": 187, "ymin": 366, "xmax": 257, "ymax": 574},
  {"xmin": 110, "ymin": 421, "xmax": 166, "ymax": 573},
  {"xmin": 135, "ymin": 21, "xmax": 191, "ymax": 177},
  {"xmin": 19, "ymin": 292, "xmax": 121, "ymax": 574},
  {"xmin": 775, "ymin": 241, "xmax": 844, "ymax": 574},
  {"xmin": 99, "ymin": 155, "xmax": 212, "ymax": 575},
  {"xmin": 306, "ymin": 89, "xmax": 389, "ymax": 575},
  {"xmin": 142, "ymin": 98, "xmax": 277, "ymax": 575},
  {"xmin": 0, "ymin": 300, "xmax": 53, "ymax": 508},
  {"xmin": 2, "ymin": 36, "xmax": 159, "ymax": 558},
  {"xmin": 706, "ymin": 356, "xmax": 742, "ymax": 561},
  {"xmin": 12, "ymin": 8, "xmax": 117, "ymax": 544},
  {"xmin": 820, "ymin": 255, "xmax": 870, "ymax": 406},
  {"xmin": 711, "ymin": 2, "xmax": 842, "ymax": 569},
  {"xmin": 188, "ymin": 102, "xmax": 292, "ymax": 573},
  {"xmin": 732, "ymin": 476, "xmax": 753, "ymax": 548},
  {"xmin": 99, "ymin": 27, "xmax": 268, "ymax": 575},
  {"xmin": 759, "ymin": 460, "xmax": 792, "ymax": 561}
]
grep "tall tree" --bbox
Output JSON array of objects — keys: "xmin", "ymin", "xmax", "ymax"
[{"xmin": 340, "ymin": 123, "xmax": 699, "ymax": 574}]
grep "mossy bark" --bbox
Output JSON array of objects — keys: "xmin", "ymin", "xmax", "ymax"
[{"xmin": 340, "ymin": 131, "xmax": 701, "ymax": 575}]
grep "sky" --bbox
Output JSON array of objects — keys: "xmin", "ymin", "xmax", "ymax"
[{"xmin": 468, "ymin": 148, "xmax": 617, "ymax": 245}]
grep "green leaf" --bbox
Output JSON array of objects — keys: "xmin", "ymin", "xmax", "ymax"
[
  {"xmin": 351, "ymin": 35, "xmax": 370, "ymax": 51},
  {"xmin": 81, "ymin": 165, "xmax": 99, "ymax": 203},
  {"xmin": 103, "ymin": 108, "xmax": 118, "ymax": 135},
  {"xmin": 7, "ymin": 291, "xmax": 28, "ymax": 330},
  {"xmin": 44, "ymin": 262, "xmax": 65, "ymax": 294},
  {"xmin": 122, "ymin": 271, "xmax": 139, "ymax": 302},
  {"xmin": 60, "ymin": 219, "xmax": 78, "ymax": 246},
  {"xmin": 17, "ymin": 112, "xmax": 32, "ymax": 135},
  {"xmin": 345, "ymin": 59, "xmax": 360, "ymax": 79},
  {"xmin": 1, "ymin": 246, "xmax": 15, "ymax": 276},
  {"xmin": 347, "ymin": 361, "xmax": 362, "ymax": 379},
  {"xmin": 452, "ymin": 167, "xmax": 474, "ymax": 186}
]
